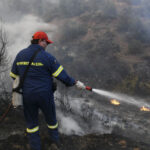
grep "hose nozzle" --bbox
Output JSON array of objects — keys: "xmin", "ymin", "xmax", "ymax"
[{"xmin": 86, "ymin": 86, "xmax": 92, "ymax": 91}]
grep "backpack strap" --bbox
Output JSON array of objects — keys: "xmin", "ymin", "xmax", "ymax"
[{"xmin": 13, "ymin": 48, "xmax": 41, "ymax": 93}]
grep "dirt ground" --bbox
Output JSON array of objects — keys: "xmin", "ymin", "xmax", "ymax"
[
  {"xmin": 0, "ymin": 106, "xmax": 150, "ymax": 150},
  {"xmin": 0, "ymin": 132, "xmax": 149, "ymax": 150}
]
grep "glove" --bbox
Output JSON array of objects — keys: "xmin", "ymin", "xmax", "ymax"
[{"xmin": 76, "ymin": 80, "xmax": 85, "ymax": 90}]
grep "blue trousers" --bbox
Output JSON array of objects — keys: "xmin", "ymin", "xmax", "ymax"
[{"xmin": 23, "ymin": 91, "xmax": 59, "ymax": 150}]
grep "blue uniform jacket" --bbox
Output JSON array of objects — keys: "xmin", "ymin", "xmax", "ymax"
[{"xmin": 10, "ymin": 44, "xmax": 75, "ymax": 94}]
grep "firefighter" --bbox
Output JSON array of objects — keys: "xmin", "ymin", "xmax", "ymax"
[{"xmin": 10, "ymin": 31, "xmax": 85, "ymax": 150}]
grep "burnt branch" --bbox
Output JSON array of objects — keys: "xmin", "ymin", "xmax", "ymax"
[{"xmin": 0, "ymin": 23, "xmax": 9, "ymax": 73}]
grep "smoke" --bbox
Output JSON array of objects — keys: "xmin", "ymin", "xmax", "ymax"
[
  {"xmin": 5, "ymin": 14, "xmax": 57, "ymax": 58},
  {"xmin": 56, "ymin": 96, "xmax": 113, "ymax": 135},
  {"xmin": 0, "ymin": 0, "xmax": 59, "ymax": 58},
  {"xmin": 0, "ymin": 0, "xmax": 59, "ymax": 22},
  {"xmin": 58, "ymin": 113, "xmax": 84, "ymax": 135},
  {"xmin": 55, "ymin": 94, "xmax": 150, "ymax": 144},
  {"xmin": 1, "ymin": 0, "xmax": 150, "ymax": 58}
]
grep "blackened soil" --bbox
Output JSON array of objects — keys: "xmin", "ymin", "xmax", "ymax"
[
  {"xmin": 0, "ymin": 106, "xmax": 149, "ymax": 150},
  {"xmin": 0, "ymin": 133, "xmax": 149, "ymax": 150}
]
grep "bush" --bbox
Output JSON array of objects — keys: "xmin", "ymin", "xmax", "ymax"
[
  {"xmin": 117, "ymin": 11, "xmax": 131, "ymax": 32},
  {"xmin": 128, "ymin": 40, "xmax": 142, "ymax": 55},
  {"xmin": 102, "ymin": 0, "xmax": 118, "ymax": 18},
  {"xmin": 115, "ymin": 74, "xmax": 139, "ymax": 95},
  {"xmin": 118, "ymin": 12, "xmax": 150, "ymax": 44}
]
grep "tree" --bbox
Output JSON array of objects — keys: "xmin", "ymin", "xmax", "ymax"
[
  {"xmin": 0, "ymin": 26, "xmax": 8, "ymax": 68},
  {"xmin": 0, "ymin": 23, "xmax": 11, "ymax": 113}
]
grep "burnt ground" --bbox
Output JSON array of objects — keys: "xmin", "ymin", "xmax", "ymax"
[
  {"xmin": 0, "ymin": 107, "xmax": 150, "ymax": 150},
  {"xmin": 0, "ymin": 132, "xmax": 149, "ymax": 150}
]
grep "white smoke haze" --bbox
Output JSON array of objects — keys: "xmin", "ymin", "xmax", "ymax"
[
  {"xmin": 56, "ymin": 97, "xmax": 113, "ymax": 135},
  {"xmin": 55, "ymin": 95, "xmax": 148, "ymax": 139},
  {"xmin": 55, "ymin": 95, "xmax": 121, "ymax": 135},
  {"xmin": 58, "ymin": 112, "xmax": 84, "ymax": 135},
  {"xmin": 0, "ymin": 0, "xmax": 59, "ymax": 22},
  {"xmin": 5, "ymin": 14, "xmax": 57, "ymax": 59}
]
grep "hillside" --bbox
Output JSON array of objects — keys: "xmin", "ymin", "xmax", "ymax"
[{"xmin": 44, "ymin": 0, "xmax": 150, "ymax": 96}]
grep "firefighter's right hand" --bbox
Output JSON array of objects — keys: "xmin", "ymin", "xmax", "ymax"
[{"xmin": 76, "ymin": 81, "xmax": 85, "ymax": 90}]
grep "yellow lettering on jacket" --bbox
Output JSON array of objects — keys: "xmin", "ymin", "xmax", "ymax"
[{"xmin": 17, "ymin": 62, "xmax": 43, "ymax": 66}]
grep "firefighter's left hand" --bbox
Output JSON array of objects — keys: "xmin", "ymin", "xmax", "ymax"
[{"xmin": 76, "ymin": 80, "xmax": 85, "ymax": 90}]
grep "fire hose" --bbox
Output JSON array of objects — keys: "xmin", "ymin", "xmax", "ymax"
[{"xmin": 0, "ymin": 103, "xmax": 12, "ymax": 123}]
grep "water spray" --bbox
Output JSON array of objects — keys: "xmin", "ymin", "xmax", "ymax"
[{"xmin": 84, "ymin": 85, "xmax": 150, "ymax": 111}]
